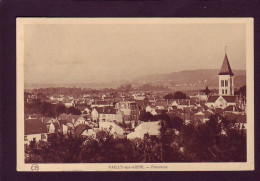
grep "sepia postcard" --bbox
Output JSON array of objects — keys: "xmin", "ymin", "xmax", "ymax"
[{"xmin": 17, "ymin": 18, "xmax": 254, "ymax": 171}]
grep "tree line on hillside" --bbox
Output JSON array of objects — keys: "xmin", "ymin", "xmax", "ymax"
[
  {"xmin": 26, "ymin": 83, "xmax": 171, "ymax": 97},
  {"xmin": 25, "ymin": 114, "xmax": 246, "ymax": 163}
]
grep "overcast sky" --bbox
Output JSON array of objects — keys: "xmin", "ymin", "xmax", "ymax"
[{"xmin": 24, "ymin": 23, "xmax": 246, "ymax": 84}]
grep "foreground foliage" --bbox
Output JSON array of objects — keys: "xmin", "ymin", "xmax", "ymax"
[{"xmin": 25, "ymin": 114, "xmax": 246, "ymax": 163}]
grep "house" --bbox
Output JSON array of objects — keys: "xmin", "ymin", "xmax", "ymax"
[
  {"xmin": 74, "ymin": 124, "xmax": 96, "ymax": 137},
  {"xmin": 132, "ymin": 93, "xmax": 146, "ymax": 100},
  {"xmin": 91, "ymin": 100, "xmax": 113, "ymax": 108},
  {"xmin": 193, "ymin": 93, "xmax": 208, "ymax": 101},
  {"xmin": 206, "ymin": 95, "xmax": 237, "ymax": 109},
  {"xmin": 98, "ymin": 106, "xmax": 117, "ymax": 122},
  {"xmin": 91, "ymin": 108, "xmax": 99, "ymax": 121},
  {"xmin": 155, "ymin": 99, "xmax": 168, "ymax": 110},
  {"xmin": 99, "ymin": 120, "xmax": 124, "ymax": 137},
  {"xmin": 127, "ymin": 121, "xmax": 161, "ymax": 139},
  {"xmin": 116, "ymin": 109, "xmax": 124, "ymax": 123},
  {"xmin": 73, "ymin": 116, "xmax": 87, "ymax": 127},
  {"xmin": 177, "ymin": 99, "xmax": 191, "ymax": 109},
  {"xmin": 75, "ymin": 104, "xmax": 90, "ymax": 114},
  {"xmin": 61, "ymin": 124, "xmax": 68, "ymax": 135},
  {"xmin": 224, "ymin": 105, "xmax": 243, "ymax": 114},
  {"xmin": 171, "ymin": 100, "xmax": 179, "ymax": 107},
  {"xmin": 24, "ymin": 119, "xmax": 48, "ymax": 145},
  {"xmin": 42, "ymin": 117, "xmax": 60, "ymax": 133},
  {"xmin": 206, "ymin": 53, "xmax": 237, "ymax": 109},
  {"xmin": 145, "ymin": 105, "xmax": 156, "ymax": 113},
  {"xmin": 58, "ymin": 114, "xmax": 86, "ymax": 128},
  {"xmin": 83, "ymin": 107, "xmax": 91, "ymax": 114},
  {"xmin": 50, "ymin": 95, "xmax": 63, "ymax": 102},
  {"xmin": 115, "ymin": 101, "xmax": 139, "ymax": 121},
  {"xmin": 48, "ymin": 122, "xmax": 59, "ymax": 133},
  {"xmin": 64, "ymin": 100, "xmax": 75, "ymax": 108}
]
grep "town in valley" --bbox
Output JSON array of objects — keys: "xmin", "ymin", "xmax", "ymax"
[{"xmin": 24, "ymin": 53, "xmax": 247, "ymax": 163}]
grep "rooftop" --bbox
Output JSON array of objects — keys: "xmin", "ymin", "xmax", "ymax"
[
  {"xmin": 25, "ymin": 119, "xmax": 48, "ymax": 135},
  {"xmin": 218, "ymin": 54, "xmax": 234, "ymax": 76}
]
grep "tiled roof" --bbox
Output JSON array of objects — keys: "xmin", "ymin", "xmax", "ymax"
[
  {"xmin": 58, "ymin": 114, "xmax": 81, "ymax": 124},
  {"xmin": 74, "ymin": 124, "xmax": 91, "ymax": 136},
  {"xmin": 25, "ymin": 119, "xmax": 48, "ymax": 135},
  {"xmin": 222, "ymin": 96, "xmax": 236, "ymax": 103},
  {"xmin": 135, "ymin": 121, "xmax": 161, "ymax": 132},
  {"xmin": 207, "ymin": 96, "xmax": 219, "ymax": 103},
  {"xmin": 218, "ymin": 54, "xmax": 234, "ymax": 76},
  {"xmin": 97, "ymin": 106, "xmax": 117, "ymax": 114}
]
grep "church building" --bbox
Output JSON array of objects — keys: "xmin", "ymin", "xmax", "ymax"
[
  {"xmin": 206, "ymin": 53, "xmax": 237, "ymax": 109},
  {"xmin": 218, "ymin": 54, "xmax": 234, "ymax": 96}
]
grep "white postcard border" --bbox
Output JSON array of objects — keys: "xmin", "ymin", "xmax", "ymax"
[{"xmin": 17, "ymin": 18, "xmax": 254, "ymax": 171}]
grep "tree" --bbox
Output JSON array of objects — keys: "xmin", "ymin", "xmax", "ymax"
[
  {"xmin": 173, "ymin": 91, "xmax": 187, "ymax": 99},
  {"xmin": 167, "ymin": 115, "xmax": 184, "ymax": 131},
  {"xmin": 180, "ymin": 114, "xmax": 246, "ymax": 162},
  {"xmin": 55, "ymin": 104, "xmax": 66, "ymax": 116},
  {"xmin": 202, "ymin": 86, "xmax": 211, "ymax": 96},
  {"xmin": 235, "ymin": 85, "xmax": 246, "ymax": 98},
  {"xmin": 139, "ymin": 111, "xmax": 155, "ymax": 122},
  {"xmin": 37, "ymin": 92, "xmax": 47, "ymax": 101},
  {"xmin": 65, "ymin": 106, "xmax": 81, "ymax": 115},
  {"xmin": 163, "ymin": 93, "xmax": 175, "ymax": 99}
]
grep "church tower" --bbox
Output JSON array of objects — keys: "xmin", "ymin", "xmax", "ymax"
[{"xmin": 218, "ymin": 53, "xmax": 234, "ymax": 95}]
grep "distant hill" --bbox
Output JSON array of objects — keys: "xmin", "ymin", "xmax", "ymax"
[
  {"xmin": 133, "ymin": 69, "xmax": 246, "ymax": 88},
  {"xmin": 25, "ymin": 69, "xmax": 246, "ymax": 90}
]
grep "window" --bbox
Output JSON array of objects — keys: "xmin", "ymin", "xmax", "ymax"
[
  {"xmin": 24, "ymin": 135, "xmax": 28, "ymax": 141},
  {"xmin": 221, "ymin": 80, "xmax": 224, "ymax": 87},
  {"xmin": 222, "ymin": 89, "xmax": 224, "ymax": 94},
  {"xmin": 225, "ymin": 80, "xmax": 228, "ymax": 87},
  {"xmin": 225, "ymin": 90, "xmax": 228, "ymax": 94}
]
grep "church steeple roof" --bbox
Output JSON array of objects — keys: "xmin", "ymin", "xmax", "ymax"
[{"xmin": 218, "ymin": 54, "xmax": 234, "ymax": 76}]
